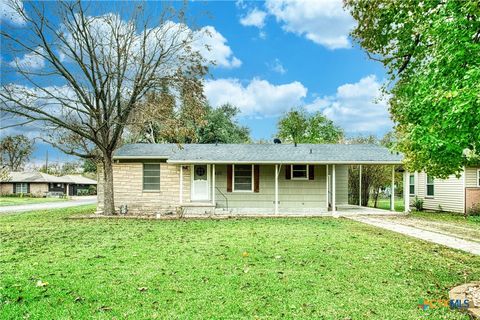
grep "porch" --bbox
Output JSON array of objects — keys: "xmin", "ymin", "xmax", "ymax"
[{"xmin": 177, "ymin": 163, "xmax": 410, "ymax": 216}]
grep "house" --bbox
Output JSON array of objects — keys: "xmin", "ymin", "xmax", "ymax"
[
  {"xmin": 408, "ymin": 168, "xmax": 480, "ymax": 213},
  {"xmin": 0, "ymin": 172, "xmax": 97, "ymax": 197},
  {"xmin": 98, "ymin": 143, "xmax": 408, "ymax": 215}
]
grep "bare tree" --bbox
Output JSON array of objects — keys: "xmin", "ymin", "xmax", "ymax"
[
  {"xmin": 1, "ymin": 1, "xmax": 208, "ymax": 214},
  {"xmin": 0, "ymin": 134, "xmax": 34, "ymax": 171}
]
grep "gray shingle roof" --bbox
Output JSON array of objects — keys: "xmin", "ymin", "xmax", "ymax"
[
  {"xmin": 61, "ymin": 175, "xmax": 97, "ymax": 185},
  {"xmin": 114, "ymin": 143, "xmax": 403, "ymax": 164},
  {"xmin": 6, "ymin": 172, "xmax": 71, "ymax": 183}
]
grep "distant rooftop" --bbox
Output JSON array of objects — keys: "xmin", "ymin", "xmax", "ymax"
[
  {"xmin": 4, "ymin": 172, "xmax": 97, "ymax": 184},
  {"xmin": 114, "ymin": 143, "xmax": 403, "ymax": 164}
]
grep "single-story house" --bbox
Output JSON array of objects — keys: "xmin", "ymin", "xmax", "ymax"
[
  {"xmin": 98, "ymin": 143, "xmax": 409, "ymax": 215},
  {"xmin": 0, "ymin": 172, "xmax": 97, "ymax": 197},
  {"xmin": 408, "ymin": 168, "xmax": 480, "ymax": 214}
]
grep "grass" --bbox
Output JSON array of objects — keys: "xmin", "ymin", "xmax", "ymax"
[
  {"xmin": 367, "ymin": 197, "xmax": 405, "ymax": 212},
  {"xmin": 0, "ymin": 196, "xmax": 67, "ymax": 207},
  {"xmin": 1, "ymin": 206, "xmax": 479, "ymax": 319}
]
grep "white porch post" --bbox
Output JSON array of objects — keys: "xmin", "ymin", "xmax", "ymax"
[
  {"xmin": 325, "ymin": 165, "xmax": 329, "ymax": 211},
  {"xmin": 212, "ymin": 164, "xmax": 216, "ymax": 206},
  {"xmin": 403, "ymin": 170, "xmax": 410, "ymax": 213},
  {"xmin": 359, "ymin": 165, "xmax": 362, "ymax": 207},
  {"xmin": 179, "ymin": 165, "xmax": 183, "ymax": 204},
  {"xmin": 390, "ymin": 166, "xmax": 395, "ymax": 211},
  {"xmin": 275, "ymin": 164, "xmax": 279, "ymax": 215},
  {"xmin": 332, "ymin": 164, "xmax": 336, "ymax": 214}
]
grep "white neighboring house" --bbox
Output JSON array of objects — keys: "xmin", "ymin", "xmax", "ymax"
[{"xmin": 408, "ymin": 168, "xmax": 480, "ymax": 213}]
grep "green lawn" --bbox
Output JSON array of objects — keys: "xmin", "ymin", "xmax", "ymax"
[
  {"xmin": 1, "ymin": 206, "xmax": 479, "ymax": 319},
  {"xmin": 367, "ymin": 197, "xmax": 405, "ymax": 212},
  {"xmin": 0, "ymin": 196, "xmax": 67, "ymax": 207}
]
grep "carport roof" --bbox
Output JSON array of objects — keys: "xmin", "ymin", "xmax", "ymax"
[{"xmin": 113, "ymin": 143, "xmax": 403, "ymax": 164}]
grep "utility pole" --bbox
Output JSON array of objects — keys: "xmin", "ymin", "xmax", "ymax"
[{"xmin": 45, "ymin": 150, "xmax": 48, "ymax": 173}]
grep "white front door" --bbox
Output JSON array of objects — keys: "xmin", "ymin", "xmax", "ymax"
[{"xmin": 191, "ymin": 165, "xmax": 210, "ymax": 201}]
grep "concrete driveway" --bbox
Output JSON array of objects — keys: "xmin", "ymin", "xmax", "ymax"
[{"xmin": 0, "ymin": 196, "xmax": 96, "ymax": 214}]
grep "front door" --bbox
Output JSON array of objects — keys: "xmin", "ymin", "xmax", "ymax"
[{"xmin": 191, "ymin": 165, "xmax": 210, "ymax": 201}]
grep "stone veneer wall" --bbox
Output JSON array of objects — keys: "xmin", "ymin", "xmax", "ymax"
[
  {"xmin": 97, "ymin": 162, "xmax": 191, "ymax": 215},
  {"xmin": 0, "ymin": 182, "xmax": 48, "ymax": 196}
]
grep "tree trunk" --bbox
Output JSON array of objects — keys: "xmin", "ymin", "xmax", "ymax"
[
  {"xmin": 373, "ymin": 189, "xmax": 379, "ymax": 208},
  {"xmin": 102, "ymin": 153, "xmax": 115, "ymax": 215}
]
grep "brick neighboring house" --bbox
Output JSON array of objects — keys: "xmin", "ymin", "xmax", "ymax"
[{"xmin": 0, "ymin": 172, "xmax": 97, "ymax": 197}]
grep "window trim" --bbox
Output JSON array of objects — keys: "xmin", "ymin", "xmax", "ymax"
[
  {"xmin": 477, "ymin": 169, "xmax": 480, "ymax": 187},
  {"xmin": 426, "ymin": 175, "xmax": 434, "ymax": 197},
  {"xmin": 142, "ymin": 163, "xmax": 161, "ymax": 192},
  {"xmin": 15, "ymin": 182, "xmax": 28, "ymax": 194},
  {"xmin": 409, "ymin": 174, "xmax": 415, "ymax": 196},
  {"xmin": 291, "ymin": 164, "xmax": 309, "ymax": 180},
  {"xmin": 232, "ymin": 164, "xmax": 254, "ymax": 192}
]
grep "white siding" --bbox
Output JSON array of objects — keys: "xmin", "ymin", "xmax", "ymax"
[
  {"xmin": 465, "ymin": 167, "xmax": 480, "ymax": 188},
  {"xmin": 214, "ymin": 164, "xmax": 348, "ymax": 211},
  {"xmin": 412, "ymin": 171, "xmax": 464, "ymax": 213}
]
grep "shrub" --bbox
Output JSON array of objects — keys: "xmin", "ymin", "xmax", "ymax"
[
  {"xmin": 467, "ymin": 203, "xmax": 480, "ymax": 217},
  {"xmin": 412, "ymin": 196, "xmax": 424, "ymax": 211}
]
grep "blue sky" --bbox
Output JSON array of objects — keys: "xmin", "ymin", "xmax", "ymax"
[{"xmin": 0, "ymin": 0, "xmax": 392, "ymax": 165}]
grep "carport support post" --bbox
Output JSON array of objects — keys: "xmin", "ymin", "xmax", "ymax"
[
  {"xmin": 179, "ymin": 165, "xmax": 183, "ymax": 204},
  {"xmin": 332, "ymin": 164, "xmax": 336, "ymax": 213},
  {"xmin": 275, "ymin": 164, "xmax": 279, "ymax": 215},
  {"xmin": 212, "ymin": 164, "xmax": 215, "ymax": 206},
  {"xmin": 359, "ymin": 165, "xmax": 362, "ymax": 206},
  {"xmin": 403, "ymin": 170, "xmax": 410, "ymax": 213},
  {"xmin": 390, "ymin": 166, "xmax": 395, "ymax": 211}
]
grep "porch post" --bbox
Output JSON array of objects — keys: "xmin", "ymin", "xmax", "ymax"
[
  {"xmin": 403, "ymin": 170, "xmax": 410, "ymax": 213},
  {"xmin": 179, "ymin": 165, "xmax": 183, "ymax": 204},
  {"xmin": 212, "ymin": 164, "xmax": 216, "ymax": 206},
  {"xmin": 390, "ymin": 166, "xmax": 395, "ymax": 211},
  {"xmin": 332, "ymin": 164, "xmax": 336, "ymax": 213},
  {"xmin": 275, "ymin": 164, "xmax": 279, "ymax": 215},
  {"xmin": 325, "ymin": 165, "xmax": 329, "ymax": 211},
  {"xmin": 359, "ymin": 165, "xmax": 362, "ymax": 207}
]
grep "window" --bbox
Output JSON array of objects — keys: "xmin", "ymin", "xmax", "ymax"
[
  {"xmin": 426, "ymin": 175, "xmax": 434, "ymax": 197},
  {"xmin": 477, "ymin": 169, "xmax": 480, "ymax": 187},
  {"xmin": 233, "ymin": 164, "xmax": 253, "ymax": 192},
  {"xmin": 143, "ymin": 164, "xmax": 160, "ymax": 191},
  {"xmin": 409, "ymin": 174, "xmax": 415, "ymax": 195},
  {"xmin": 291, "ymin": 165, "xmax": 309, "ymax": 180},
  {"xmin": 15, "ymin": 183, "xmax": 28, "ymax": 194}
]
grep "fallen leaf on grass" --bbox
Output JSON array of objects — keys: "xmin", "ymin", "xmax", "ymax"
[
  {"xmin": 138, "ymin": 287, "xmax": 148, "ymax": 292},
  {"xmin": 97, "ymin": 305, "xmax": 112, "ymax": 312},
  {"xmin": 35, "ymin": 280, "xmax": 48, "ymax": 287},
  {"xmin": 242, "ymin": 251, "xmax": 249, "ymax": 257}
]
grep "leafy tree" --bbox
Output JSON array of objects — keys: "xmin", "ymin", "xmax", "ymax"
[
  {"xmin": 345, "ymin": 0, "xmax": 480, "ymax": 178},
  {"xmin": 82, "ymin": 159, "xmax": 98, "ymax": 174},
  {"xmin": 277, "ymin": 109, "xmax": 344, "ymax": 145},
  {"xmin": 0, "ymin": 135, "xmax": 34, "ymax": 171},
  {"xmin": 197, "ymin": 104, "xmax": 250, "ymax": 143},
  {"xmin": 1, "ymin": 1, "xmax": 208, "ymax": 214}
]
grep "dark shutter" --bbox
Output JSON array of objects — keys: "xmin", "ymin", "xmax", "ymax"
[
  {"xmin": 285, "ymin": 165, "xmax": 291, "ymax": 180},
  {"xmin": 309, "ymin": 165, "xmax": 314, "ymax": 180},
  {"xmin": 227, "ymin": 165, "xmax": 233, "ymax": 192},
  {"xmin": 27, "ymin": 183, "xmax": 30, "ymax": 193},
  {"xmin": 13, "ymin": 183, "xmax": 16, "ymax": 194},
  {"xmin": 254, "ymin": 165, "xmax": 260, "ymax": 193}
]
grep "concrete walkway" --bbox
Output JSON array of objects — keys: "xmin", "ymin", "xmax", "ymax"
[
  {"xmin": 349, "ymin": 216, "xmax": 480, "ymax": 256},
  {"xmin": 0, "ymin": 196, "xmax": 96, "ymax": 214}
]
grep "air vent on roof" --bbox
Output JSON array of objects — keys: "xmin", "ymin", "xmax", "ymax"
[{"xmin": 273, "ymin": 138, "xmax": 281, "ymax": 144}]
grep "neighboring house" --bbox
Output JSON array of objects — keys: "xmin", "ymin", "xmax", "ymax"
[
  {"xmin": 98, "ymin": 143, "xmax": 406, "ymax": 215},
  {"xmin": 0, "ymin": 172, "xmax": 97, "ymax": 197},
  {"xmin": 408, "ymin": 168, "xmax": 480, "ymax": 213},
  {"xmin": 0, "ymin": 172, "xmax": 71, "ymax": 196}
]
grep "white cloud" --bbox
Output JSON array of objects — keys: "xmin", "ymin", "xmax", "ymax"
[
  {"xmin": 205, "ymin": 78, "xmax": 307, "ymax": 116},
  {"xmin": 0, "ymin": 0, "xmax": 26, "ymax": 26},
  {"xmin": 240, "ymin": 8, "xmax": 267, "ymax": 28},
  {"xmin": 305, "ymin": 75, "xmax": 393, "ymax": 134},
  {"xmin": 9, "ymin": 47, "xmax": 45, "ymax": 70},
  {"xmin": 195, "ymin": 26, "xmax": 242, "ymax": 69},
  {"xmin": 265, "ymin": 0, "xmax": 355, "ymax": 49},
  {"xmin": 268, "ymin": 58, "xmax": 287, "ymax": 74}
]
